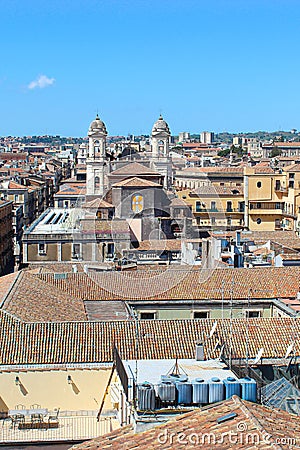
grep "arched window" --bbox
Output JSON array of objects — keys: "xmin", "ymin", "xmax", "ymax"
[
  {"xmin": 132, "ymin": 194, "xmax": 143, "ymax": 213},
  {"xmin": 94, "ymin": 176, "xmax": 100, "ymax": 191}
]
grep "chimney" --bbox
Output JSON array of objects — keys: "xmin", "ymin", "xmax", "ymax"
[{"xmin": 195, "ymin": 342, "xmax": 205, "ymax": 361}]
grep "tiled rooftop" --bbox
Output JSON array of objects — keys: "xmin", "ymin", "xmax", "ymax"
[
  {"xmin": 110, "ymin": 162, "xmax": 160, "ymax": 176},
  {"xmin": 80, "ymin": 219, "xmax": 130, "ymax": 234},
  {"xmin": 71, "ymin": 395, "xmax": 300, "ymax": 449},
  {"xmin": 1, "ymin": 264, "xmax": 300, "ymax": 322},
  {"xmin": 192, "ymin": 185, "xmax": 244, "ymax": 196},
  {"xmin": 36, "ymin": 266, "xmax": 300, "ymax": 301},
  {"xmin": 82, "ymin": 198, "xmax": 113, "ymax": 209},
  {"xmin": 137, "ymin": 239, "xmax": 182, "ymax": 251},
  {"xmin": 2, "ymin": 271, "xmax": 87, "ymax": 322},
  {"xmin": 0, "ymin": 314, "xmax": 300, "ymax": 365},
  {"xmin": 112, "ymin": 177, "xmax": 161, "ymax": 188}
]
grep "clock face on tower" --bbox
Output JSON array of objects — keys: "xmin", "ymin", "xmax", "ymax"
[{"xmin": 132, "ymin": 194, "xmax": 143, "ymax": 213}]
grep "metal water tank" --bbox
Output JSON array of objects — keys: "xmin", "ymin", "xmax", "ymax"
[
  {"xmin": 176, "ymin": 381, "xmax": 193, "ymax": 404},
  {"xmin": 192, "ymin": 378, "xmax": 209, "ymax": 404},
  {"xmin": 137, "ymin": 383, "xmax": 156, "ymax": 410},
  {"xmin": 157, "ymin": 381, "xmax": 176, "ymax": 403},
  {"xmin": 239, "ymin": 377, "xmax": 257, "ymax": 402},
  {"xmin": 223, "ymin": 377, "xmax": 241, "ymax": 399},
  {"xmin": 208, "ymin": 377, "xmax": 224, "ymax": 403}
]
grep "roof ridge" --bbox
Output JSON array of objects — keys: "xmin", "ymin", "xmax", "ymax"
[
  {"xmin": 1, "ymin": 271, "xmax": 22, "ymax": 308},
  {"xmin": 231, "ymin": 396, "xmax": 283, "ymax": 449}
]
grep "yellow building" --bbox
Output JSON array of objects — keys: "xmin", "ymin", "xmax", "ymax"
[
  {"xmin": 176, "ymin": 165, "xmax": 300, "ymax": 232},
  {"xmin": 177, "ymin": 184, "xmax": 244, "ymax": 230}
]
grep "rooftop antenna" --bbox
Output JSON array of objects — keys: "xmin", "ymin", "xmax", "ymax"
[
  {"xmin": 285, "ymin": 342, "xmax": 295, "ymax": 360},
  {"xmin": 253, "ymin": 348, "xmax": 264, "ymax": 365},
  {"xmin": 221, "ymin": 280, "xmax": 225, "ymax": 321},
  {"xmin": 208, "ymin": 321, "xmax": 218, "ymax": 339},
  {"xmin": 219, "ymin": 344, "xmax": 225, "ymax": 360},
  {"xmin": 167, "ymin": 358, "xmax": 188, "ymax": 377},
  {"xmin": 229, "ymin": 277, "xmax": 234, "ymax": 369}
]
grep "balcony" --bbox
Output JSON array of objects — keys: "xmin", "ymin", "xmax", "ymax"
[
  {"xmin": 195, "ymin": 208, "xmax": 244, "ymax": 214},
  {"xmin": 274, "ymin": 184, "xmax": 288, "ymax": 193},
  {"xmin": 0, "ymin": 411, "xmax": 115, "ymax": 445},
  {"xmin": 249, "ymin": 208, "xmax": 284, "ymax": 215}
]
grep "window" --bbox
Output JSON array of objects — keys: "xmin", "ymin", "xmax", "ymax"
[
  {"xmin": 211, "ymin": 201, "xmax": 217, "ymax": 211},
  {"xmin": 132, "ymin": 194, "xmax": 144, "ymax": 213},
  {"xmin": 38, "ymin": 243, "xmax": 46, "ymax": 255},
  {"xmin": 227, "ymin": 201, "xmax": 232, "ymax": 212},
  {"xmin": 193, "ymin": 311, "xmax": 209, "ymax": 319},
  {"xmin": 256, "ymin": 218, "xmax": 262, "ymax": 225},
  {"xmin": 275, "ymin": 180, "xmax": 281, "ymax": 190},
  {"xmin": 196, "ymin": 201, "xmax": 201, "ymax": 212},
  {"xmin": 289, "ymin": 173, "xmax": 295, "ymax": 179},
  {"xmin": 94, "ymin": 176, "xmax": 100, "ymax": 191},
  {"xmin": 238, "ymin": 202, "xmax": 245, "ymax": 212},
  {"xmin": 289, "ymin": 180, "xmax": 294, "ymax": 188},
  {"xmin": 211, "ymin": 217, "xmax": 216, "ymax": 225},
  {"xmin": 72, "ymin": 243, "xmax": 81, "ymax": 259},
  {"xmin": 257, "ymin": 181, "xmax": 262, "ymax": 188},
  {"xmin": 256, "ymin": 202, "xmax": 261, "ymax": 209},
  {"xmin": 275, "ymin": 202, "xmax": 281, "ymax": 210},
  {"xmin": 107, "ymin": 243, "xmax": 115, "ymax": 258},
  {"xmin": 140, "ymin": 312, "xmax": 156, "ymax": 320},
  {"xmin": 245, "ymin": 310, "xmax": 261, "ymax": 318}
]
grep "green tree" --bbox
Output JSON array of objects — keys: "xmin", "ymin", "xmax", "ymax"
[{"xmin": 270, "ymin": 147, "xmax": 282, "ymax": 158}]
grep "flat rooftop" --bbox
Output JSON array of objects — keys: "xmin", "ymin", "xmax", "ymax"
[
  {"xmin": 123, "ymin": 359, "xmax": 236, "ymax": 385},
  {"xmin": 26, "ymin": 208, "xmax": 82, "ymax": 234}
]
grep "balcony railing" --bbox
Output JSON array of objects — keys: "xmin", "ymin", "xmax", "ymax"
[
  {"xmin": 0, "ymin": 412, "xmax": 114, "ymax": 445},
  {"xmin": 195, "ymin": 208, "xmax": 244, "ymax": 214}
]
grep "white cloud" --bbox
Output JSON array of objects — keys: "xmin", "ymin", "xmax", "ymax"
[{"xmin": 28, "ymin": 75, "xmax": 55, "ymax": 90}]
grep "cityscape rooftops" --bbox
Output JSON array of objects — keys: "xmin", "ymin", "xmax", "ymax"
[{"xmin": 71, "ymin": 395, "xmax": 300, "ymax": 449}]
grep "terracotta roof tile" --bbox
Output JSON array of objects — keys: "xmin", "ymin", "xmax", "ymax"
[
  {"xmin": 110, "ymin": 162, "xmax": 160, "ymax": 176},
  {"xmin": 112, "ymin": 177, "xmax": 161, "ymax": 188},
  {"xmin": 82, "ymin": 198, "xmax": 113, "ymax": 209},
  {"xmin": 2, "ymin": 272, "xmax": 86, "ymax": 322},
  {"xmin": 1, "ymin": 312, "xmax": 300, "ymax": 365},
  {"xmin": 137, "ymin": 239, "xmax": 182, "ymax": 251},
  {"xmin": 71, "ymin": 395, "xmax": 300, "ymax": 449},
  {"xmin": 36, "ymin": 267, "xmax": 300, "ymax": 301}
]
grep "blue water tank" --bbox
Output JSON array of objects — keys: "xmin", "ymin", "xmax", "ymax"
[
  {"xmin": 192, "ymin": 378, "xmax": 209, "ymax": 404},
  {"xmin": 239, "ymin": 377, "xmax": 257, "ymax": 402},
  {"xmin": 157, "ymin": 381, "xmax": 176, "ymax": 403},
  {"xmin": 137, "ymin": 383, "xmax": 156, "ymax": 410},
  {"xmin": 176, "ymin": 381, "xmax": 193, "ymax": 404},
  {"xmin": 223, "ymin": 377, "xmax": 241, "ymax": 399},
  {"xmin": 208, "ymin": 377, "xmax": 224, "ymax": 403}
]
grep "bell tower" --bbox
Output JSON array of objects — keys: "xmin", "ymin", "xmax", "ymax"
[
  {"xmin": 150, "ymin": 115, "xmax": 172, "ymax": 189},
  {"xmin": 86, "ymin": 114, "xmax": 108, "ymax": 197}
]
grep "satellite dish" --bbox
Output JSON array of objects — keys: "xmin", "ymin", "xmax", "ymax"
[
  {"xmin": 209, "ymin": 321, "xmax": 218, "ymax": 339},
  {"xmin": 285, "ymin": 342, "xmax": 295, "ymax": 359},
  {"xmin": 254, "ymin": 348, "xmax": 264, "ymax": 365}
]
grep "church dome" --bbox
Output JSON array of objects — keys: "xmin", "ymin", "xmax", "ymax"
[
  {"xmin": 152, "ymin": 115, "xmax": 170, "ymax": 135},
  {"xmin": 88, "ymin": 114, "xmax": 107, "ymax": 136}
]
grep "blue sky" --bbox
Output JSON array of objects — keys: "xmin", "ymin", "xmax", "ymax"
[{"xmin": 1, "ymin": 0, "xmax": 300, "ymax": 136}]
